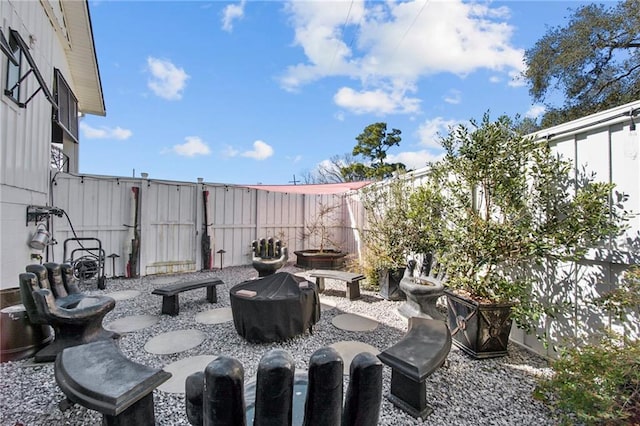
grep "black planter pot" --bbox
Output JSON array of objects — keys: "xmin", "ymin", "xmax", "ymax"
[
  {"xmin": 444, "ymin": 289, "xmax": 513, "ymax": 359},
  {"xmin": 378, "ymin": 268, "xmax": 406, "ymax": 301},
  {"xmin": 293, "ymin": 250, "xmax": 347, "ymax": 270}
]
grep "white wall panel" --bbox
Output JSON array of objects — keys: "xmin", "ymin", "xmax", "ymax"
[{"xmin": 141, "ymin": 182, "xmax": 197, "ymax": 275}]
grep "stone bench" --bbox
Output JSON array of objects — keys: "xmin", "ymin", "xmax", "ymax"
[
  {"xmin": 152, "ymin": 278, "xmax": 224, "ymax": 315},
  {"xmin": 55, "ymin": 340, "xmax": 171, "ymax": 426},
  {"xmin": 377, "ymin": 317, "xmax": 451, "ymax": 420},
  {"xmin": 308, "ymin": 269, "xmax": 366, "ymax": 300}
]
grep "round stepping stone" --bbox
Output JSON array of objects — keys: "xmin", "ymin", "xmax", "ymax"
[
  {"xmin": 105, "ymin": 314, "xmax": 159, "ymax": 334},
  {"xmin": 144, "ymin": 329, "xmax": 205, "ymax": 355},
  {"xmin": 195, "ymin": 307, "xmax": 233, "ymax": 324},
  {"xmin": 331, "ymin": 313, "xmax": 378, "ymax": 332},
  {"xmin": 105, "ymin": 290, "xmax": 141, "ymax": 301},
  {"xmin": 158, "ymin": 355, "xmax": 217, "ymax": 393},
  {"xmin": 329, "ymin": 341, "xmax": 380, "ymax": 375}
]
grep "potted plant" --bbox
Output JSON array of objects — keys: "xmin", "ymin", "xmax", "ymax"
[
  {"xmin": 396, "ymin": 183, "xmax": 450, "ymax": 317},
  {"xmin": 294, "ymin": 201, "xmax": 347, "ymax": 269},
  {"xmin": 360, "ymin": 177, "xmax": 429, "ymax": 300},
  {"xmin": 422, "ymin": 113, "xmax": 626, "ymax": 358}
]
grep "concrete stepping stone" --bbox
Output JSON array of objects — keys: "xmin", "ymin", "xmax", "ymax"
[
  {"xmin": 105, "ymin": 290, "xmax": 141, "ymax": 301},
  {"xmin": 144, "ymin": 329, "xmax": 205, "ymax": 355},
  {"xmin": 331, "ymin": 313, "xmax": 378, "ymax": 332},
  {"xmin": 158, "ymin": 354, "xmax": 217, "ymax": 393},
  {"xmin": 195, "ymin": 307, "xmax": 233, "ymax": 324},
  {"xmin": 105, "ymin": 314, "xmax": 159, "ymax": 334},
  {"xmin": 329, "ymin": 341, "xmax": 380, "ymax": 375}
]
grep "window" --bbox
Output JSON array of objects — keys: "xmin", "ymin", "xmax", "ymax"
[
  {"xmin": 4, "ymin": 30, "xmax": 22, "ymax": 102},
  {"xmin": 3, "ymin": 29, "xmax": 55, "ymax": 108},
  {"xmin": 52, "ymin": 69, "xmax": 78, "ymax": 142}
]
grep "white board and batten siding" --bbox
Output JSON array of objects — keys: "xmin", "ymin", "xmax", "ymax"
[
  {"xmin": 1, "ymin": 0, "xmax": 84, "ymax": 287},
  {"xmin": 509, "ymin": 100, "xmax": 640, "ymax": 357}
]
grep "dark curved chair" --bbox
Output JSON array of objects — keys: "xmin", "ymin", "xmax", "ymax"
[
  {"xmin": 251, "ymin": 238, "xmax": 288, "ymax": 277},
  {"xmin": 19, "ymin": 262, "xmax": 117, "ymax": 362},
  {"xmin": 186, "ymin": 346, "xmax": 382, "ymax": 426}
]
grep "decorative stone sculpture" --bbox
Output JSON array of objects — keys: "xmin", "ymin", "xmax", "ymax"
[
  {"xmin": 19, "ymin": 263, "xmax": 117, "ymax": 362},
  {"xmin": 251, "ymin": 238, "xmax": 289, "ymax": 277},
  {"xmin": 397, "ymin": 255, "xmax": 446, "ymax": 320},
  {"xmin": 186, "ymin": 346, "xmax": 382, "ymax": 426}
]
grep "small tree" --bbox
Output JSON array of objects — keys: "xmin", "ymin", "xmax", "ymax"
[
  {"xmin": 425, "ymin": 113, "xmax": 627, "ymax": 331},
  {"xmin": 359, "ymin": 177, "xmax": 438, "ymax": 282},
  {"xmin": 299, "ymin": 202, "xmax": 342, "ymax": 253}
]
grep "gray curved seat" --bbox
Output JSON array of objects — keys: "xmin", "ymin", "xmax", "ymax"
[
  {"xmin": 19, "ymin": 262, "xmax": 117, "ymax": 362},
  {"xmin": 251, "ymin": 238, "xmax": 288, "ymax": 277},
  {"xmin": 377, "ymin": 317, "xmax": 451, "ymax": 419}
]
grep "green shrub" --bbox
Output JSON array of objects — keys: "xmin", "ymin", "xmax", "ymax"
[
  {"xmin": 535, "ymin": 335, "xmax": 640, "ymax": 425},
  {"xmin": 535, "ymin": 267, "xmax": 640, "ymax": 425}
]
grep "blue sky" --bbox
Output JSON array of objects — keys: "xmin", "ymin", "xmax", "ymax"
[{"xmin": 81, "ymin": 0, "xmax": 592, "ymax": 185}]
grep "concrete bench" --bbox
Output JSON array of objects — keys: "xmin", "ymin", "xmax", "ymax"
[
  {"xmin": 55, "ymin": 340, "xmax": 171, "ymax": 426},
  {"xmin": 377, "ymin": 317, "xmax": 451, "ymax": 420},
  {"xmin": 152, "ymin": 278, "xmax": 224, "ymax": 316},
  {"xmin": 308, "ymin": 269, "xmax": 366, "ymax": 300}
]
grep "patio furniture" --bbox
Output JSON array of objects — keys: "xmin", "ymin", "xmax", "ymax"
[
  {"xmin": 19, "ymin": 262, "xmax": 117, "ymax": 362},
  {"xmin": 185, "ymin": 346, "xmax": 382, "ymax": 425},
  {"xmin": 251, "ymin": 238, "xmax": 288, "ymax": 277},
  {"xmin": 377, "ymin": 316, "xmax": 451, "ymax": 420},
  {"xmin": 229, "ymin": 272, "xmax": 319, "ymax": 343},
  {"xmin": 308, "ymin": 269, "xmax": 366, "ymax": 300},
  {"xmin": 55, "ymin": 339, "xmax": 171, "ymax": 426},
  {"xmin": 398, "ymin": 254, "xmax": 447, "ymax": 320},
  {"xmin": 151, "ymin": 278, "xmax": 225, "ymax": 316}
]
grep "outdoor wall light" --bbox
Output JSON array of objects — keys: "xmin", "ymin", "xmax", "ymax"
[{"xmin": 29, "ymin": 222, "xmax": 50, "ymax": 250}]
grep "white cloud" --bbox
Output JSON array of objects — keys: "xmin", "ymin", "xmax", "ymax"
[
  {"xmin": 169, "ymin": 136, "xmax": 211, "ymax": 157},
  {"xmin": 387, "ymin": 150, "xmax": 444, "ymax": 171},
  {"xmin": 443, "ymin": 90, "xmax": 461, "ymax": 105},
  {"xmin": 281, "ymin": 0, "xmax": 525, "ymax": 115},
  {"xmin": 146, "ymin": 57, "xmax": 189, "ymax": 100},
  {"xmin": 222, "ymin": 0, "xmax": 246, "ymax": 32},
  {"xmin": 526, "ymin": 104, "xmax": 546, "ymax": 119},
  {"xmin": 334, "ymin": 87, "xmax": 420, "ymax": 115},
  {"xmin": 286, "ymin": 155, "xmax": 303, "ymax": 163},
  {"xmin": 80, "ymin": 122, "xmax": 132, "ymax": 140},
  {"xmin": 241, "ymin": 140, "xmax": 274, "ymax": 160},
  {"xmin": 417, "ymin": 117, "xmax": 459, "ymax": 148},
  {"xmin": 222, "ymin": 145, "xmax": 239, "ymax": 158}
]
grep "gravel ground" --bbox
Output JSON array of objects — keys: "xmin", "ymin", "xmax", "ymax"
[{"xmin": 0, "ymin": 264, "xmax": 555, "ymax": 425}]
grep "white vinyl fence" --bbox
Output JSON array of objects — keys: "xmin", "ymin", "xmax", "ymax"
[{"xmin": 48, "ymin": 174, "xmax": 349, "ymax": 278}]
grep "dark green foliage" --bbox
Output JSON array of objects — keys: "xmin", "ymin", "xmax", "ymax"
[
  {"xmin": 341, "ymin": 122, "xmax": 406, "ymax": 181},
  {"xmin": 524, "ymin": 0, "xmax": 640, "ymax": 127},
  {"xmin": 425, "ymin": 113, "xmax": 626, "ymax": 331}
]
